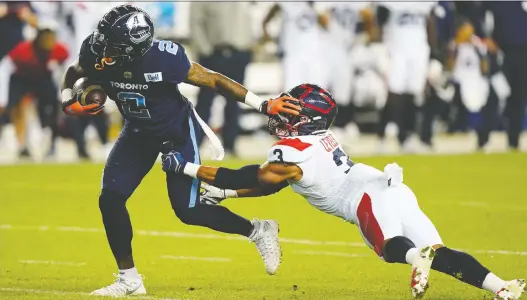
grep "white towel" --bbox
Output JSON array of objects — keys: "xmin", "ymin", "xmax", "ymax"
[
  {"xmin": 192, "ymin": 108, "xmax": 225, "ymax": 161},
  {"xmin": 384, "ymin": 163, "xmax": 403, "ymax": 186}
]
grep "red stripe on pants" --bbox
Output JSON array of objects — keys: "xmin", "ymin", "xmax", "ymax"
[{"xmin": 357, "ymin": 193, "xmax": 385, "ymax": 256}]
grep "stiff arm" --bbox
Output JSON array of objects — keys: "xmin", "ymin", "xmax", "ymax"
[{"xmin": 186, "ymin": 161, "xmax": 303, "ymax": 198}]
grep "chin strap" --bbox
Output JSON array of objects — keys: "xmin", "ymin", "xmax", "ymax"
[{"xmin": 94, "ymin": 58, "xmax": 115, "ymax": 71}]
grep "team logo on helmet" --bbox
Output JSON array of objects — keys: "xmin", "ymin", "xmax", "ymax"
[{"xmin": 126, "ymin": 13, "xmax": 151, "ymax": 44}]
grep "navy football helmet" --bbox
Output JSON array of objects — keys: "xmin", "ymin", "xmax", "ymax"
[
  {"xmin": 90, "ymin": 5, "xmax": 154, "ymax": 69},
  {"xmin": 268, "ymin": 84, "xmax": 338, "ymax": 138}
]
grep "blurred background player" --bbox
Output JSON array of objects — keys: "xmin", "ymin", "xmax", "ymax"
[
  {"xmin": 0, "ymin": 1, "xmax": 37, "ymax": 60},
  {"xmin": 477, "ymin": 2, "xmax": 527, "ymax": 151},
  {"xmin": 0, "ymin": 23, "xmax": 68, "ymax": 159},
  {"xmin": 190, "ymin": 2, "xmax": 253, "ymax": 157},
  {"xmin": 262, "ymin": 2, "xmax": 326, "ymax": 90},
  {"xmin": 375, "ymin": 1, "xmax": 437, "ymax": 152},
  {"xmin": 316, "ymin": 1, "xmax": 373, "ymax": 143}
]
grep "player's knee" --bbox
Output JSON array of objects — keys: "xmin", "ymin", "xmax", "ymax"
[
  {"xmin": 99, "ymin": 188, "xmax": 128, "ymax": 214},
  {"xmin": 382, "ymin": 236, "xmax": 416, "ymax": 264},
  {"xmin": 173, "ymin": 206, "xmax": 201, "ymax": 225}
]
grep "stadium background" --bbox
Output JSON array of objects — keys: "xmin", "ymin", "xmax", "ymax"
[
  {"xmin": 0, "ymin": 1, "xmax": 526, "ymax": 162},
  {"xmin": 0, "ymin": 2, "xmax": 525, "ymax": 300}
]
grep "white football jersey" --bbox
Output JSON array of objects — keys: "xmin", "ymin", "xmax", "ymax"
[
  {"xmin": 279, "ymin": 2, "xmax": 322, "ymax": 56},
  {"xmin": 317, "ymin": 2, "xmax": 369, "ymax": 49},
  {"xmin": 380, "ymin": 1, "xmax": 436, "ymax": 49},
  {"xmin": 267, "ymin": 132, "xmax": 386, "ymax": 222}
]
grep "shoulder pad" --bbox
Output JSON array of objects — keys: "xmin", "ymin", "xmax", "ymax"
[
  {"xmin": 268, "ymin": 138, "xmax": 313, "ymax": 164},
  {"xmin": 78, "ymin": 35, "xmax": 96, "ymax": 70},
  {"xmin": 149, "ymin": 40, "xmax": 191, "ymax": 84}
]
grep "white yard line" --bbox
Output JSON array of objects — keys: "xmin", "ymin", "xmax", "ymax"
[
  {"xmin": 18, "ymin": 260, "xmax": 87, "ymax": 266},
  {"xmin": 293, "ymin": 250, "xmax": 369, "ymax": 258},
  {"xmin": 1, "ymin": 224, "xmax": 526, "ymax": 256},
  {"xmin": 160, "ymin": 255, "xmax": 232, "ymax": 262},
  {"xmin": 0, "ymin": 287, "xmax": 185, "ymax": 300}
]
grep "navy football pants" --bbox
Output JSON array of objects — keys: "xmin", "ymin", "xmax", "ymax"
[{"xmin": 99, "ymin": 115, "xmax": 253, "ymax": 263}]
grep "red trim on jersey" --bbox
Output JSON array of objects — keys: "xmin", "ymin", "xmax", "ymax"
[
  {"xmin": 356, "ymin": 193, "xmax": 385, "ymax": 257},
  {"xmin": 273, "ymin": 138, "xmax": 312, "ymax": 151}
]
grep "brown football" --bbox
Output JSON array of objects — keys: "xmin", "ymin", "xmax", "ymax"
[{"xmin": 73, "ymin": 77, "xmax": 107, "ymax": 106}]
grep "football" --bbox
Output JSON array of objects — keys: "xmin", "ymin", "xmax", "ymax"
[{"xmin": 73, "ymin": 77, "xmax": 107, "ymax": 106}]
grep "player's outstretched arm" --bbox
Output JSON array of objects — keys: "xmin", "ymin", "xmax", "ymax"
[
  {"xmin": 184, "ymin": 62, "xmax": 301, "ymax": 116},
  {"xmin": 60, "ymin": 60, "xmax": 103, "ymax": 116},
  {"xmin": 161, "ymin": 150, "xmax": 301, "ymax": 190},
  {"xmin": 200, "ymin": 182, "xmax": 288, "ymax": 205}
]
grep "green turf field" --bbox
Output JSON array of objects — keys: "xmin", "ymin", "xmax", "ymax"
[{"xmin": 0, "ymin": 153, "xmax": 526, "ymax": 300}]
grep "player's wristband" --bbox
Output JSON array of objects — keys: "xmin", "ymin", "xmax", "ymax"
[
  {"xmin": 61, "ymin": 88, "xmax": 73, "ymax": 102},
  {"xmin": 244, "ymin": 91, "xmax": 265, "ymax": 111},
  {"xmin": 183, "ymin": 162, "xmax": 200, "ymax": 178},
  {"xmin": 225, "ymin": 189, "xmax": 238, "ymax": 198}
]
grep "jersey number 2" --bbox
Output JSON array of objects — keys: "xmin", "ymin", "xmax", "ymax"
[{"xmin": 117, "ymin": 92, "xmax": 151, "ymax": 119}]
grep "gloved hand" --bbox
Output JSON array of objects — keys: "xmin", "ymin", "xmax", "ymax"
[
  {"xmin": 260, "ymin": 95, "xmax": 301, "ymax": 116},
  {"xmin": 200, "ymin": 183, "xmax": 228, "ymax": 205},
  {"xmin": 62, "ymin": 98, "xmax": 104, "ymax": 116},
  {"xmin": 200, "ymin": 183, "xmax": 238, "ymax": 205},
  {"xmin": 161, "ymin": 150, "xmax": 187, "ymax": 174}
]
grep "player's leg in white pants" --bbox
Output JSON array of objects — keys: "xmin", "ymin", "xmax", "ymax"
[
  {"xmin": 354, "ymin": 183, "xmax": 442, "ymax": 258},
  {"xmin": 355, "ymin": 183, "xmax": 441, "ymax": 298},
  {"xmin": 355, "ymin": 183, "xmax": 524, "ymax": 299}
]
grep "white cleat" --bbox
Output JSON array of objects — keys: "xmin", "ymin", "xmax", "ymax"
[
  {"xmin": 495, "ymin": 279, "xmax": 526, "ymax": 300},
  {"xmin": 90, "ymin": 274, "xmax": 146, "ymax": 297},
  {"xmin": 249, "ymin": 219, "xmax": 282, "ymax": 275},
  {"xmin": 410, "ymin": 246, "xmax": 436, "ymax": 299}
]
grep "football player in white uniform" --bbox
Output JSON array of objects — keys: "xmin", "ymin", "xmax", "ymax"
[
  {"xmin": 162, "ymin": 84, "xmax": 525, "ymax": 300},
  {"xmin": 375, "ymin": 2, "xmax": 437, "ymax": 150},
  {"xmin": 262, "ymin": 2, "xmax": 325, "ymax": 90}
]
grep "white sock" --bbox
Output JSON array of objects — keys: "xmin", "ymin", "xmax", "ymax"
[
  {"xmin": 405, "ymin": 248, "xmax": 421, "ymax": 265},
  {"xmin": 119, "ymin": 267, "xmax": 140, "ymax": 279},
  {"xmin": 482, "ymin": 273, "xmax": 506, "ymax": 294}
]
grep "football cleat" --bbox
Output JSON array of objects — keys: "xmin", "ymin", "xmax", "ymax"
[
  {"xmin": 410, "ymin": 246, "xmax": 436, "ymax": 299},
  {"xmin": 495, "ymin": 279, "xmax": 526, "ymax": 300},
  {"xmin": 90, "ymin": 273, "xmax": 146, "ymax": 297},
  {"xmin": 249, "ymin": 219, "xmax": 282, "ymax": 275}
]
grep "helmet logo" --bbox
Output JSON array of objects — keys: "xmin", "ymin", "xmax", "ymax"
[{"xmin": 126, "ymin": 13, "xmax": 151, "ymax": 44}]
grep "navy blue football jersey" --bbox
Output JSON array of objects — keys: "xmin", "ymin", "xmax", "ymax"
[{"xmin": 78, "ymin": 37, "xmax": 192, "ymax": 141}]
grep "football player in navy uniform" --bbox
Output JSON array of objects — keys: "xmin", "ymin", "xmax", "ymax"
[{"xmin": 60, "ymin": 5, "xmax": 300, "ymax": 296}]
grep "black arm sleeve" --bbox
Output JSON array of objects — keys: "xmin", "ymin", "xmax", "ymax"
[
  {"xmin": 213, "ymin": 165, "xmax": 261, "ymax": 190},
  {"xmin": 376, "ymin": 5, "xmax": 390, "ymax": 27}
]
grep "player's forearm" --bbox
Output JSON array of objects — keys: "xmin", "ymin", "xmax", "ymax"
[
  {"xmin": 236, "ymin": 181, "xmax": 288, "ymax": 198},
  {"xmin": 185, "ymin": 62, "xmax": 265, "ymax": 111},
  {"xmin": 194, "ymin": 165, "xmax": 219, "ymax": 185},
  {"xmin": 61, "ymin": 61, "xmax": 84, "ymax": 91},
  {"xmin": 236, "ymin": 188, "xmax": 268, "ymax": 198},
  {"xmin": 182, "ymin": 163, "xmax": 262, "ymax": 190},
  {"xmin": 212, "ymin": 72, "xmax": 266, "ymax": 110}
]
